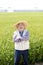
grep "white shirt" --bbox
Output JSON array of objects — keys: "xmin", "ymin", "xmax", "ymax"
[{"xmin": 13, "ymin": 30, "xmax": 30, "ymax": 50}]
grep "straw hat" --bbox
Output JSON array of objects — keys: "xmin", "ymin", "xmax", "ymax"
[{"xmin": 14, "ymin": 20, "xmax": 28, "ymax": 29}]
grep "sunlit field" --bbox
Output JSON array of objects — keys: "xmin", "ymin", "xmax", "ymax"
[{"xmin": 0, "ymin": 12, "xmax": 43, "ymax": 65}]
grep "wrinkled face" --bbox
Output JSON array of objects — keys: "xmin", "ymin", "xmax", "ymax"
[{"xmin": 17, "ymin": 23, "xmax": 25, "ymax": 32}]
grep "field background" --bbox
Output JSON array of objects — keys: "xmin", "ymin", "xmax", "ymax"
[{"xmin": 0, "ymin": 12, "xmax": 43, "ymax": 65}]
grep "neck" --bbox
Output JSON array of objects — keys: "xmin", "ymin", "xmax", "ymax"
[{"xmin": 19, "ymin": 30, "xmax": 24, "ymax": 32}]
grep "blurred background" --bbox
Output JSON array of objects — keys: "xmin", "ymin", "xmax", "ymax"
[{"xmin": 0, "ymin": 0, "xmax": 43, "ymax": 12}]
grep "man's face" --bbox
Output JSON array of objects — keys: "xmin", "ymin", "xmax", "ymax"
[{"xmin": 18, "ymin": 23, "xmax": 25, "ymax": 32}]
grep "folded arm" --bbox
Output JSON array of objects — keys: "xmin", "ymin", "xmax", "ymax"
[
  {"xmin": 13, "ymin": 31, "xmax": 29, "ymax": 42},
  {"xmin": 13, "ymin": 34, "xmax": 22, "ymax": 42},
  {"xmin": 21, "ymin": 31, "xmax": 29, "ymax": 41}
]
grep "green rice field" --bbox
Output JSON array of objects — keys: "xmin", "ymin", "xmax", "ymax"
[{"xmin": 0, "ymin": 12, "xmax": 43, "ymax": 65}]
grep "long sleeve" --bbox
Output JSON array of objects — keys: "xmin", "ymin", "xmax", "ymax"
[
  {"xmin": 13, "ymin": 31, "xmax": 19, "ymax": 42},
  {"xmin": 22, "ymin": 30, "xmax": 29, "ymax": 41},
  {"xmin": 13, "ymin": 30, "xmax": 29, "ymax": 42},
  {"xmin": 13, "ymin": 31, "xmax": 22, "ymax": 42}
]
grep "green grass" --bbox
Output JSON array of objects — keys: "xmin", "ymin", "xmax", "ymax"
[{"xmin": 0, "ymin": 12, "xmax": 43, "ymax": 65}]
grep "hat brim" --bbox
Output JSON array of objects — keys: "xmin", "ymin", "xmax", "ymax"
[{"xmin": 14, "ymin": 20, "xmax": 28, "ymax": 29}]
